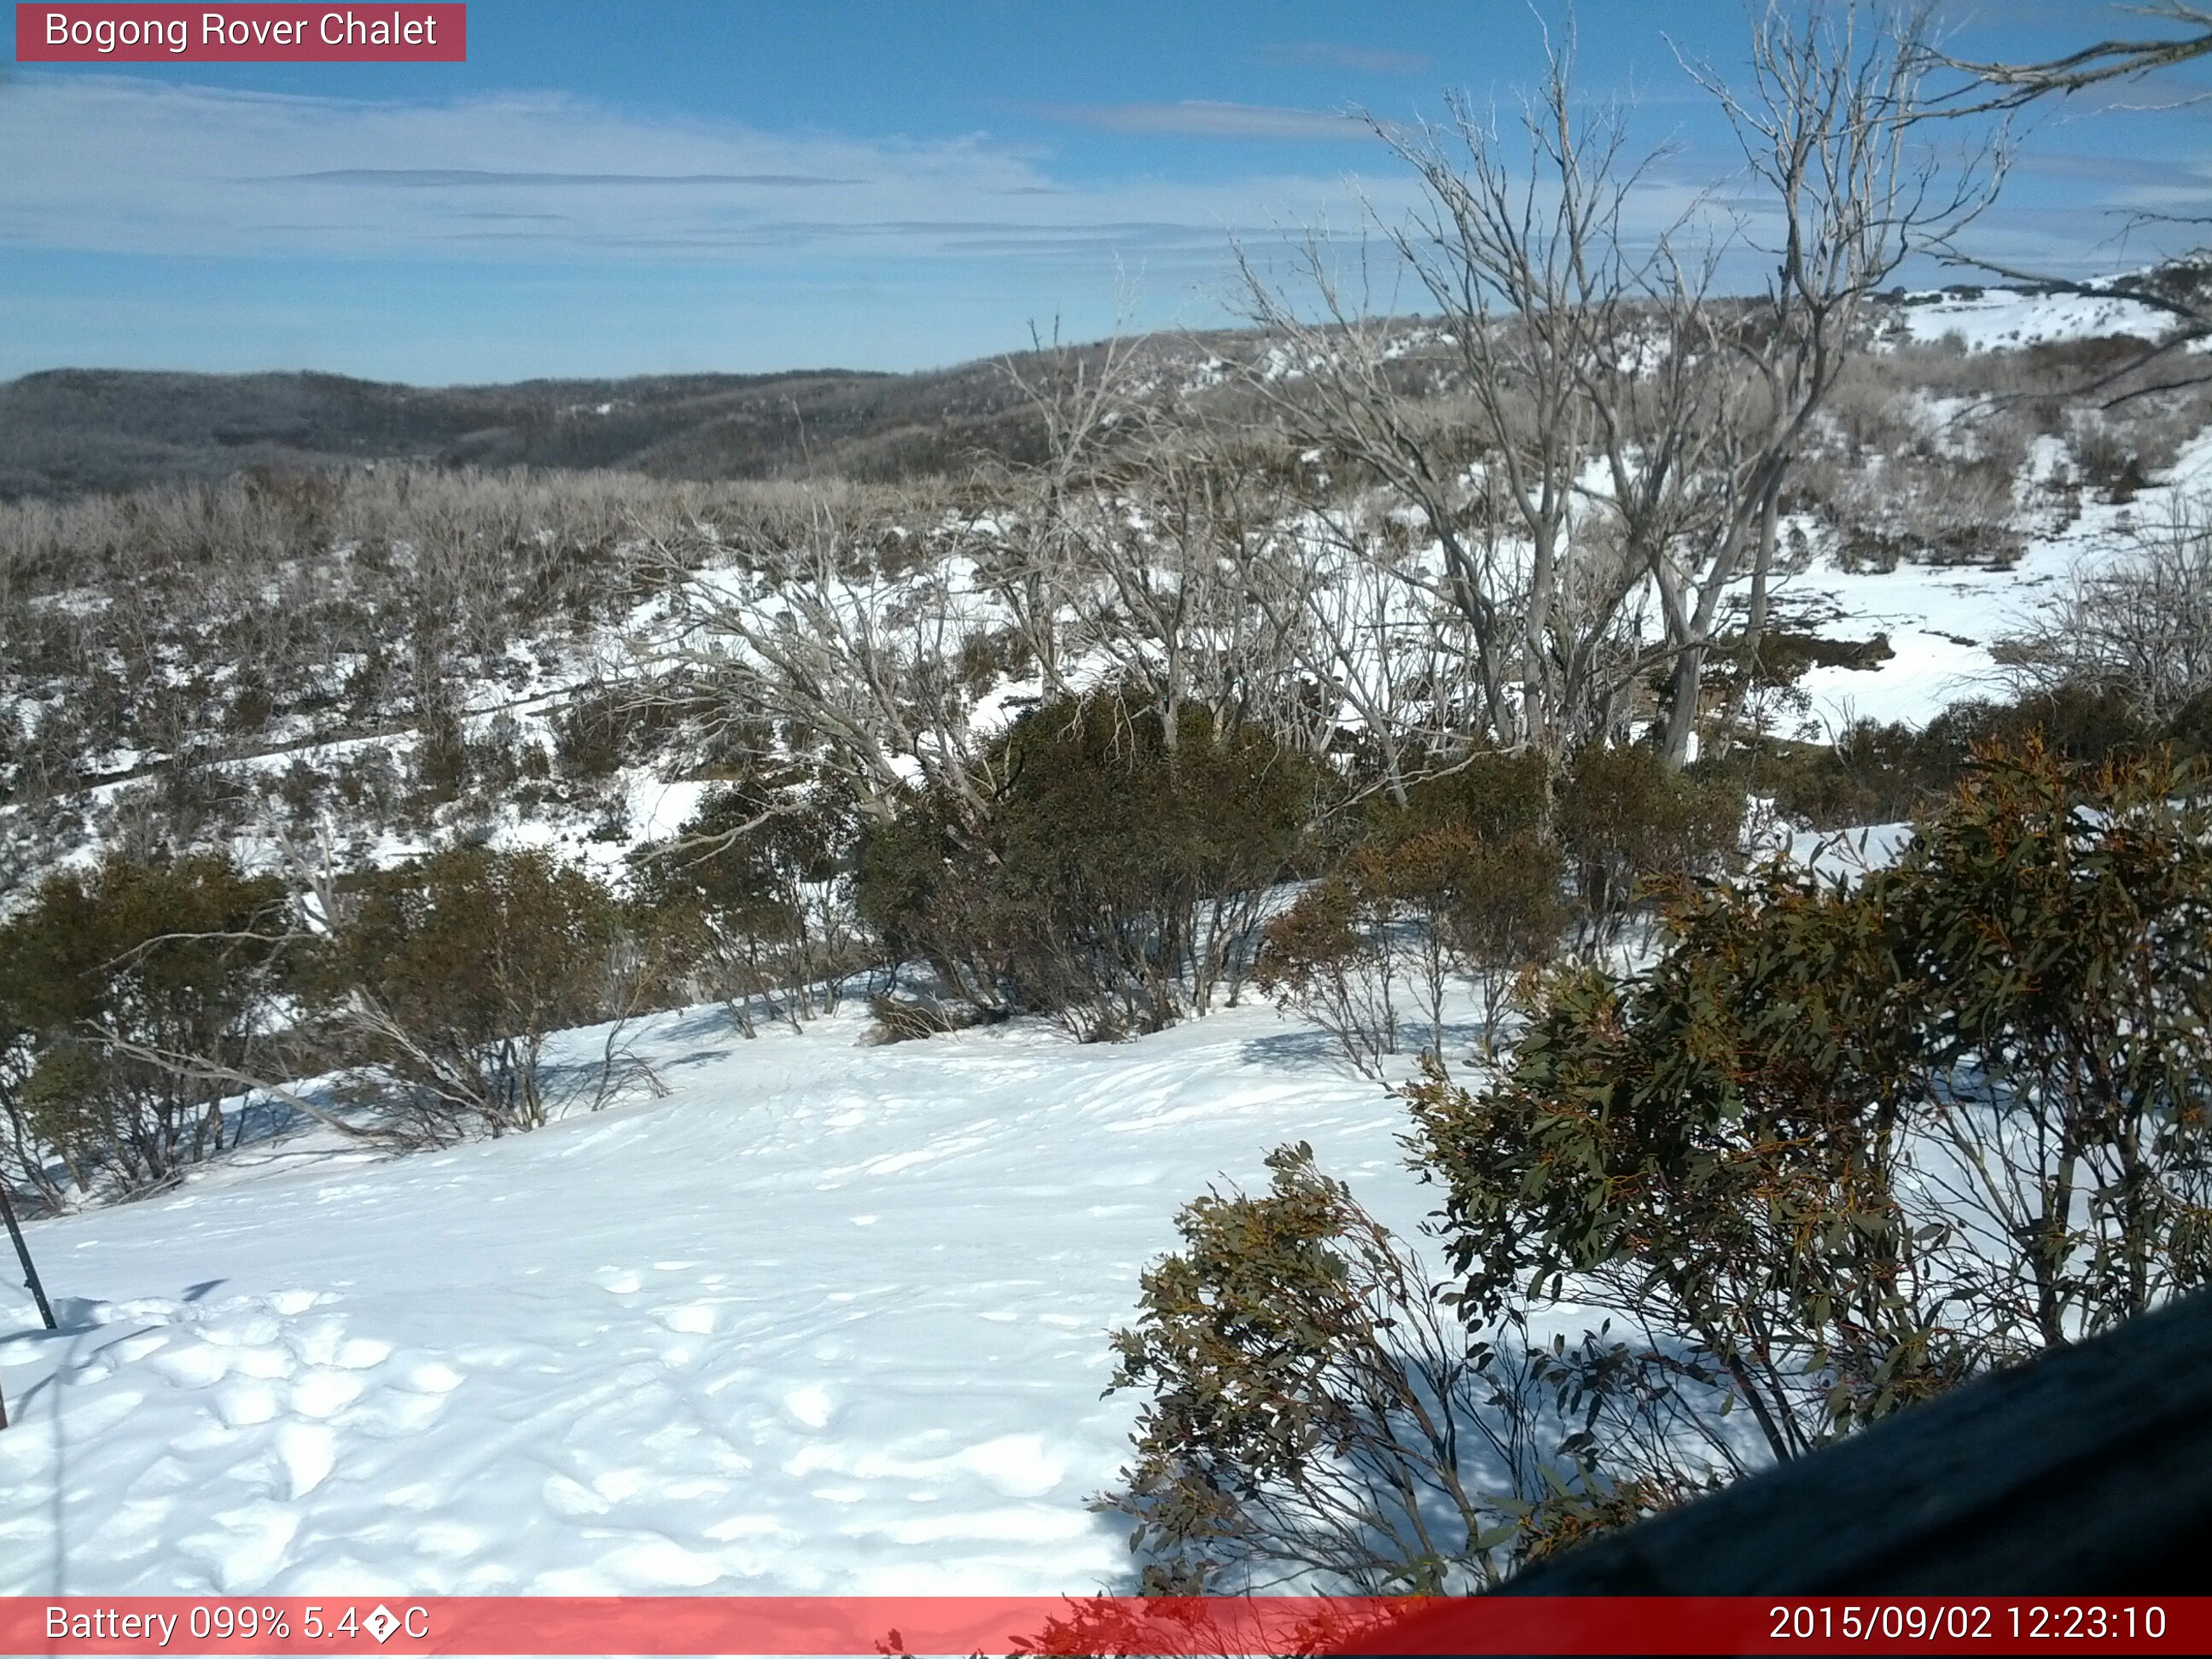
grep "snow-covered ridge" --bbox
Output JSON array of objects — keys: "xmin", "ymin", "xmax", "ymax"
[{"xmin": 1883, "ymin": 281, "xmax": 2178, "ymax": 352}]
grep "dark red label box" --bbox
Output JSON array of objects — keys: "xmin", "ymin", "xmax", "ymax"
[{"xmin": 15, "ymin": 4, "xmax": 466, "ymax": 62}]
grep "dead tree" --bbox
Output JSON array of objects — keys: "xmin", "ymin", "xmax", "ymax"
[
  {"xmin": 1249, "ymin": 501, "xmax": 1481, "ymax": 806},
  {"xmin": 981, "ymin": 326, "xmax": 1149, "ymax": 701},
  {"xmin": 641, "ymin": 493, "xmax": 1001, "ymax": 829},
  {"xmin": 1995, "ymin": 490, "xmax": 2212, "ymax": 719},
  {"xmin": 1946, "ymin": 1, "xmax": 2212, "ymax": 108},
  {"xmin": 1, "ymin": 1180, "xmax": 55, "ymax": 1329},
  {"xmin": 1237, "ymin": 38, "xmax": 1707, "ymax": 768},
  {"xmin": 1, "ymin": 1126, "xmax": 60, "ymax": 1428},
  {"xmin": 1943, "ymin": 3, "xmax": 2212, "ymax": 397},
  {"xmin": 980, "ymin": 335, "xmax": 1334, "ymax": 772},
  {"xmin": 1062, "ymin": 435, "xmax": 1303, "ymax": 754},
  {"xmin": 1652, "ymin": 0, "xmax": 2007, "ymax": 765}
]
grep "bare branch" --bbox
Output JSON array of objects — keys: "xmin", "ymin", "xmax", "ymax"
[{"xmin": 1941, "ymin": 3, "xmax": 2212, "ymax": 110}]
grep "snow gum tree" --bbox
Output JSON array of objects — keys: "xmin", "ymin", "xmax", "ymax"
[
  {"xmin": 1411, "ymin": 736, "xmax": 2212, "ymax": 1465},
  {"xmin": 1237, "ymin": 3, "xmax": 2006, "ymax": 771},
  {"xmin": 1653, "ymin": 1, "xmax": 2007, "ymax": 765}
]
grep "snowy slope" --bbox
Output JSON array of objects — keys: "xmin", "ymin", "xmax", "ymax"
[
  {"xmin": 0, "ymin": 1001, "xmax": 1424, "ymax": 1596},
  {"xmin": 13, "ymin": 276, "xmax": 2212, "ymax": 1600},
  {"xmin": 1889, "ymin": 287, "xmax": 2174, "ymax": 351},
  {"xmin": 1776, "ymin": 429, "xmax": 2212, "ymax": 734}
]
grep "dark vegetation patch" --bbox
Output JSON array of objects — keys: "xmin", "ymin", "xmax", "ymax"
[
  {"xmin": 1721, "ymin": 684, "xmax": 2169, "ymax": 829},
  {"xmin": 0, "ymin": 335, "xmax": 1249, "ymax": 500}
]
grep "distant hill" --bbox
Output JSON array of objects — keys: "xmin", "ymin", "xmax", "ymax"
[
  {"xmin": 23, "ymin": 277, "xmax": 2177, "ymax": 502},
  {"xmin": 0, "ymin": 358, "xmax": 1073, "ymax": 498}
]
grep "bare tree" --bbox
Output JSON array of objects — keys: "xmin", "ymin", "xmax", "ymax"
[
  {"xmin": 1059, "ymin": 429, "xmax": 1307, "ymax": 754},
  {"xmin": 981, "ymin": 334, "xmax": 1322, "ymax": 763},
  {"xmin": 1657, "ymin": 0, "xmax": 2008, "ymax": 765},
  {"xmin": 1249, "ymin": 7, "xmax": 2002, "ymax": 773},
  {"xmin": 978, "ymin": 326, "xmax": 1148, "ymax": 701},
  {"xmin": 1941, "ymin": 4, "xmax": 2212, "ymax": 397},
  {"xmin": 1997, "ymin": 490, "xmax": 2212, "ymax": 719},
  {"xmin": 1240, "ymin": 71, "xmax": 1650, "ymax": 764},
  {"xmin": 1249, "ymin": 499, "xmax": 1481, "ymax": 806},
  {"xmin": 1237, "ymin": 33, "xmax": 1766, "ymax": 774},
  {"xmin": 641, "ymin": 491, "xmax": 1001, "ymax": 830},
  {"xmin": 1945, "ymin": 2, "xmax": 2212, "ymax": 108}
]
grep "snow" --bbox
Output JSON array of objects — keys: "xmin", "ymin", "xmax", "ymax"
[
  {"xmin": 1779, "ymin": 426, "xmax": 2212, "ymax": 735},
  {"xmin": 1890, "ymin": 287, "xmax": 2174, "ymax": 352},
  {"xmin": 17, "ymin": 276, "xmax": 2212, "ymax": 1598},
  {"xmin": 1788, "ymin": 552, "xmax": 2026, "ymax": 729},
  {"xmin": 1781, "ymin": 821, "xmax": 1915, "ymax": 879},
  {"xmin": 626, "ymin": 778, "xmax": 715, "ymax": 847},
  {"xmin": 0, "ymin": 1000, "xmax": 1425, "ymax": 1596}
]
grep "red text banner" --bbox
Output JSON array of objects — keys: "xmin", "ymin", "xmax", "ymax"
[
  {"xmin": 0, "ymin": 1595, "xmax": 2202, "ymax": 1656},
  {"xmin": 15, "ymin": 4, "xmax": 465, "ymax": 62}
]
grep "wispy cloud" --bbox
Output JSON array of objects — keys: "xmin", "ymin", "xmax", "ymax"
[
  {"xmin": 1255, "ymin": 42, "xmax": 1430, "ymax": 77},
  {"xmin": 0, "ymin": 71, "xmax": 2123, "ymax": 300},
  {"xmin": 271, "ymin": 169, "xmax": 867, "ymax": 187},
  {"xmin": 0, "ymin": 75, "xmax": 1406, "ymax": 270},
  {"xmin": 1024, "ymin": 100, "xmax": 1374, "ymax": 141}
]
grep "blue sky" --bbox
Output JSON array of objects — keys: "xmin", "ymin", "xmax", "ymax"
[{"xmin": 4, "ymin": 1, "xmax": 2209, "ymax": 383}]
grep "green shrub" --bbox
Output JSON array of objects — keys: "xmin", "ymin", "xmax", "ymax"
[
  {"xmin": 1100, "ymin": 1144, "xmax": 1690, "ymax": 1593},
  {"xmin": 1117, "ymin": 738, "xmax": 2212, "ymax": 1592},
  {"xmin": 0, "ymin": 852, "xmax": 289, "ymax": 1196},
  {"xmin": 1445, "ymin": 830, "xmax": 1569, "ymax": 1051},
  {"xmin": 1256, "ymin": 825, "xmax": 1565, "ymax": 1075},
  {"xmin": 1555, "ymin": 742, "xmax": 1741, "ymax": 943},
  {"xmin": 855, "ymin": 694, "xmax": 1319, "ymax": 1038},
  {"xmin": 1747, "ymin": 685, "xmax": 2159, "ymax": 830},
  {"xmin": 1254, "ymin": 866, "xmax": 1406, "ymax": 1076},
  {"xmin": 1411, "ymin": 736, "xmax": 2212, "ymax": 1476},
  {"xmin": 851, "ymin": 782, "xmax": 1012, "ymax": 1015},
  {"xmin": 1358, "ymin": 748, "xmax": 1553, "ymax": 849},
  {"xmin": 304, "ymin": 847, "xmax": 653, "ymax": 1141},
  {"xmin": 633, "ymin": 770, "xmax": 864, "ymax": 1033}
]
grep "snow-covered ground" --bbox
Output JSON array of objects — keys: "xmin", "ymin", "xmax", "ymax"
[
  {"xmin": 9, "ymin": 276, "xmax": 2209, "ymax": 1599},
  {"xmin": 0, "ymin": 1000, "xmax": 1424, "ymax": 1596},
  {"xmin": 1891, "ymin": 286, "xmax": 2174, "ymax": 352},
  {"xmin": 1783, "ymin": 428, "xmax": 2212, "ymax": 734},
  {"xmin": 1787, "ymin": 547, "xmax": 2046, "ymax": 731}
]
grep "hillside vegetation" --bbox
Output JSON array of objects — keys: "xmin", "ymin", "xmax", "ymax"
[
  {"xmin": 0, "ymin": 333, "xmax": 1221, "ymax": 498},
  {"xmin": 11, "ymin": 5, "xmax": 2212, "ymax": 1598}
]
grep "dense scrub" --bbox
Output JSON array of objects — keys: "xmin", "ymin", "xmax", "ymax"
[
  {"xmin": 630, "ymin": 770, "xmax": 867, "ymax": 1035},
  {"xmin": 0, "ymin": 843, "xmax": 680, "ymax": 1200},
  {"xmin": 0, "ymin": 853, "xmax": 289, "ymax": 1202},
  {"xmin": 1107, "ymin": 740, "xmax": 2212, "ymax": 1590},
  {"xmin": 857, "ymin": 696, "xmax": 1322, "ymax": 1039},
  {"xmin": 3, "ymin": 281, "xmax": 2198, "ymax": 905},
  {"xmin": 1254, "ymin": 745, "xmax": 1738, "ymax": 1074},
  {"xmin": 300, "ymin": 847, "xmax": 666, "ymax": 1144},
  {"xmin": 1738, "ymin": 684, "xmax": 2165, "ymax": 828}
]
